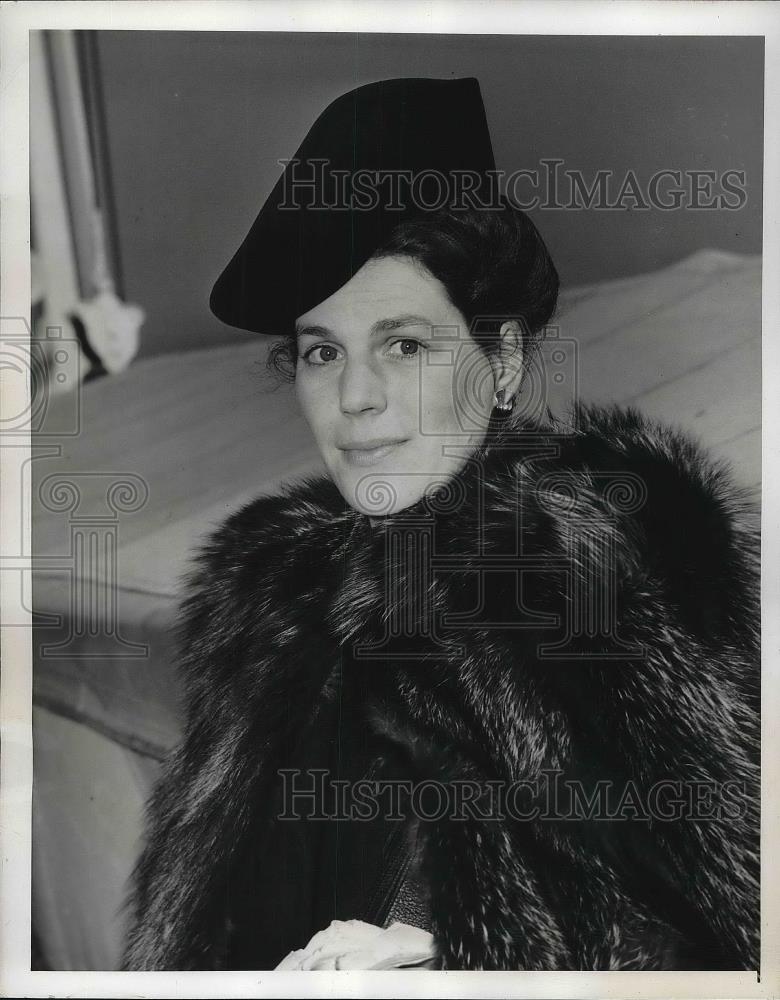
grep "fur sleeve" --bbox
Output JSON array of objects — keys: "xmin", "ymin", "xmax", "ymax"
[
  {"xmin": 529, "ymin": 404, "xmax": 760, "ymax": 968},
  {"xmin": 122, "ymin": 480, "xmax": 350, "ymax": 969}
]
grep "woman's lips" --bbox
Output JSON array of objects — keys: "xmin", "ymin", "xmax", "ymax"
[{"xmin": 340, "ymin": 440, "xmax": 407, "ymax": 467}]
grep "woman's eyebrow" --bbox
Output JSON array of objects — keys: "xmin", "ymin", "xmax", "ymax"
[
  {"xmin": 295, "ymin": 324, "xmax": 331, "ymax": 340},
  {"xmin": 295, "ymin": 314, "xmax": 433, "ymax": 340},
  {"xmin": 370, "ymin": 314, "xmax": 434, "ymax": 335}
]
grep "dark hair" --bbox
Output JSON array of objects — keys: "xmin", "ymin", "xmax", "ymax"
[{"xmin": 266, "ymin": 198, "xmax": 559, "ymax": 382}]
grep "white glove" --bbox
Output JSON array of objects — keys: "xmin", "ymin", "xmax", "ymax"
[{"xmin": 275, "ymin": 918, "xmax": 436, "ymax": 970}]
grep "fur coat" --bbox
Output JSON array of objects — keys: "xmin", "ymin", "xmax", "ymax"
[{"xmin": 123, "ymin": 403, "xmax": 760, "ymax": 972}]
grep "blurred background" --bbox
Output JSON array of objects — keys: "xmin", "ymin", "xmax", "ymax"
[{"xmin": 29, "ymin": 30, "xmax": 762, "ymax": 971}]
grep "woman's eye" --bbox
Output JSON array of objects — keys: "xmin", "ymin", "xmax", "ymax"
[
  {"xmin": 303, "ymin": 344, "xmax": 341, "ymax": 365},
  {"xmin": 302, "ymin": 338, "xmax": 424, "ymax": 365},
  {"xmin": 387, "ymin": 338, "xmax": 424, "ymax": 358}
]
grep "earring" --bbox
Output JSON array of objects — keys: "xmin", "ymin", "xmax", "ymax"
[{"xmin": 493, "ymin": 388, "xmax": 514, "ymax": 412}]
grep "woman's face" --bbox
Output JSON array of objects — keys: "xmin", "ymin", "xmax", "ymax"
[{"xmin": 294, "ymin": 255, "xmax": 496, "ymax": 517}]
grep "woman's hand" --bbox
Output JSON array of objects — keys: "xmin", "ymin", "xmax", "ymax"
[{"xmin": 274, "ymin": 919, "xmax": 437, "ymax": 970}]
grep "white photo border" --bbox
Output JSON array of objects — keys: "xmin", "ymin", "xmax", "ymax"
[{"xmin": 1, "ymin": 2, "xmax": 777, "ymax": 997}]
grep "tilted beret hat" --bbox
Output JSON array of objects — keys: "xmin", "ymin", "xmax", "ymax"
[{"xmin": 209, "ymin": 76, "xmax": 497, "ymax": 334}]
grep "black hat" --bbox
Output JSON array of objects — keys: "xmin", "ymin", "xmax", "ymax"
[{"xmin": 209, "ymin": 77, "xmax": 496, "ymax": 334}]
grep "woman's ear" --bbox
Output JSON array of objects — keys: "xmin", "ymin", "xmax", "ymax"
[{"xmin": 490, "ymin": 320, "xmax": 525, "ymax": 403}]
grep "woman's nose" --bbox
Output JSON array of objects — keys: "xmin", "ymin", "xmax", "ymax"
[{"xmin": 339, "ymin": 359, "xmax": 387, "ymax": 415}]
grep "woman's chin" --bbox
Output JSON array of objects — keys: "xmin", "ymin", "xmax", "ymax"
[
  {"xmin": 336, "ymin": 472, "xmax": 451, "ymax": 519},
  {"xmin": 343, "ymin": 485, "xmax": 422, "ymax": 519}
]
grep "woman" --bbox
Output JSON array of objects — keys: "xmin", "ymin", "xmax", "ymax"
[{"xmin": 123, "ymin": 77, "xmax": 759, "ymax": 972}]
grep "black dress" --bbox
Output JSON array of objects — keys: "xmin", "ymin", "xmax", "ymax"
[{"xmin": 232, "ymin": 642, "xmax": 432, "ymax": 969}]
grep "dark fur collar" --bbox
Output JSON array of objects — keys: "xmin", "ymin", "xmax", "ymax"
[{"xmin": 124, "ymin": 402, "xmax": 760, "ymax": 971}]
